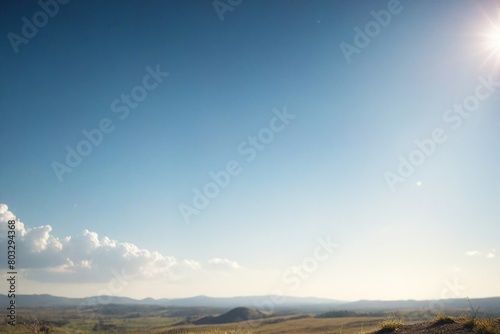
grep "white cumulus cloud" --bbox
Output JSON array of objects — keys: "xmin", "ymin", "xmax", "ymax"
[
  {"xmin": 466, "ymin": 250, "xmax": 481, "ymax": 256},
  {"xmin": 0, "ymin": 204, "xmax": 199, "ymax": 283},
  {"xmin": 465, "ymin": 249, "xmax": 496, "ymax": 259},
  {"xmin": 207, "ymin": 258, "xmax": 240, "ymax": 271},
  {"xmin": 486, "ymin": 249, "xmax": 496, "ymax": 259}
]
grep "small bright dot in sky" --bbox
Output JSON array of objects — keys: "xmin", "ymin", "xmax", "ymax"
[{"xmin": 416, "ymin": 181, "xmax": 422, "ymax": 187}]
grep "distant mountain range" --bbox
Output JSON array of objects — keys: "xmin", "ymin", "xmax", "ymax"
[
  {"xmin": 0, "ymin": 294, "xmax": 340, "ymax": 309},
  {"xmin": 1, "ymin": 294, "xmax": 499, "ymax": 314}
]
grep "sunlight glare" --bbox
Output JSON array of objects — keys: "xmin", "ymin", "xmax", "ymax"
[{"xmin": 480, "ymin": 10, "xmax": 500, "ymax": 70}]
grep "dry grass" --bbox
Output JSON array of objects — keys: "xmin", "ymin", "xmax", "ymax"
[
  {"xmin": 376, "ymin": 318, "xmax": 405, "ymax": 333},
  {"xmin": 471, "ymin": 318, "xmax": 500, "ymax": 334},
  {"xmin": 22, "ymin": 320, "xmax": 52, "ymax": 333},
  {"xmin": 433, "ymin": 313, "xmax": 455, "ymax": 325},
  {"xmin": 162, "ymin": 331, "xmax": 255, "ymax": 334}
]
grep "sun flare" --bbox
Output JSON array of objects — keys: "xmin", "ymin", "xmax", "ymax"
[
  {"xmin": 480, "ymin": 10, "xmax": 500, "ymax": 69},
  {"xmin": 485, "ymin": 25, "xmax": 500, "ymax": 51}
]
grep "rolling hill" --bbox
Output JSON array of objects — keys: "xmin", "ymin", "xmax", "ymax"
[{"xmin": 193, "ymin": 307, "xmax": 267, "ymax": 325}]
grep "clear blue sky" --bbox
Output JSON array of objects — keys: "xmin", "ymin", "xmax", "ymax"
[{"xmin": 0, "ymin": 0, "xmax": 499, "ymax": 301}]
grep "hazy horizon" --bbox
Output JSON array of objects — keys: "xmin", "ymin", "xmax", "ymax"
[
  {"xmin": 1, "ymin": 0, "xmax": 500, "ymax": 304},
  {"xmin": 4, "ymin": 291, "xmax": 500, "ymax": 304}
]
